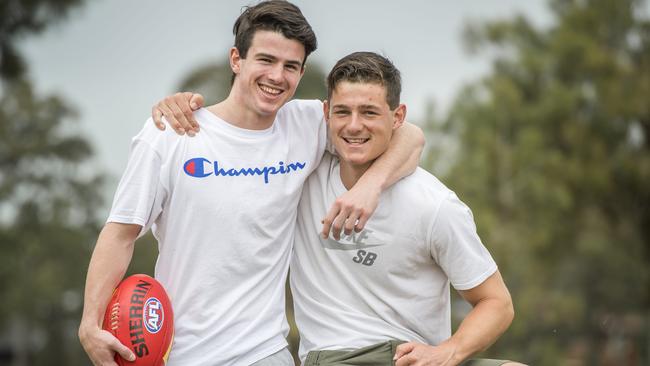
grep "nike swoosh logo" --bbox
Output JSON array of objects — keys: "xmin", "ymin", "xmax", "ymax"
[{"xmin": 322, "ymin": 238, "xmax": 384, "ymax": 251}]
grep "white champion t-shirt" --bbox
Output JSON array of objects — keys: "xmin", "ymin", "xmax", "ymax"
[
  {"xmin": 291, "ymin": 153, "xmax": 498, "ymax": 361},
  {"xmin": 108, "ymin": 100, "xmax": 327, "ymax": 366}
]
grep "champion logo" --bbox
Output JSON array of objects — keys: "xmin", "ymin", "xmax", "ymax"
[
  {"xmin": 183, "ymin": 157, "xmax": 306, "ymax": 184},
  {"xmin": 184, "ymin": 158, "xmax": 212, "ymax": 178},
  {"xmin": 143, "ymin": 297, "xmax": 164, "ymax": 334}
]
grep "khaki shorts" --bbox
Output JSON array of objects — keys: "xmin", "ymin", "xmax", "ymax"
[{"xmin": 304, "ymin": 340, "xmax": 511, "ymax": 366}]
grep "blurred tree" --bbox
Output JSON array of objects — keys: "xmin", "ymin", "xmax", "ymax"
[
  {"xmin": 177, "ymin": 59, "xmax": 327, "ymax": 102},
  {"xmin": 423, "ymin": 0, "xmax": 649, "ymax": 364},
  {"xmin": 0, "ymin": 78, "xmax": 157, "ymax": 366},
  {"xmin": 0, "ymin": 0, "xmax": 85, "ymax": 80},
  {"xmin": 0, "ymin": 79, "xmax": 104, "ymax": 365},
  {"xmin": 0, "ymin": 1, "xmax": 159, "ymax": 364}
]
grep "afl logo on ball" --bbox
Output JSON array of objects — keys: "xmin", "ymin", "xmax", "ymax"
[{"xmin": 143, "ymin": 297, "xmax": 164, "ymax": 334}]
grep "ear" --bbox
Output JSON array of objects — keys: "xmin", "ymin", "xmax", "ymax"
[
  {"xmin": 323, "ymin": 99, "xmax": 330, "ymax": 124},
  {"xmin": 229, "ymin": 47, "xmax": 242, "ymax": 74},
  {"xmin": 392, "ymin": 104, "xmax": 407, "ymax": 130}
]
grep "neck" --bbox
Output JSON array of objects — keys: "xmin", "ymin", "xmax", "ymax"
[
  {"xmin": 206, "ymin": 88, "xmax": 276, "ymax": 130},
  {"xmin": 339, "ymin": 160, "xmax": 372, "ymax": 190}
]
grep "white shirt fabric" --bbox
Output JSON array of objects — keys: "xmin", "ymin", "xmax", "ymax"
[
  {"xmin": 107, "ymin": 100, "xmax": 327, "ymax": 366},
  {"xmin": 291, "ymin": 153, "xmax": 498, "ymax": 361}
]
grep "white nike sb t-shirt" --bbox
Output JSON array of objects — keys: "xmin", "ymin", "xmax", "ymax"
[{"xmin": 290, "ymin": 153, "xmax": 498, "ymax": 361}]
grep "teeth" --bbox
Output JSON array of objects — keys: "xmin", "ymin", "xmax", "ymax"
[
  {"xmin": 260, "ymin": 85, "xmax": 282, "ymax": 95},
  {"xmin": 344, "ymin": 137, "xmax": 369, "ymax": 144}
]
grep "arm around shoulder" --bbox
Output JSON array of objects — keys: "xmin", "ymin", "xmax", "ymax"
[
  {"xmin": 371, "ymin": 121, "xmax": 425, "ymax": 190},
  {"xmin": 320, "ymin": 121, "xmax": 424, "ymax": 240}
]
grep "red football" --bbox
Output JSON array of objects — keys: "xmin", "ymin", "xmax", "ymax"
[{"xmin": 103, "ymin": 274, "xmax": 174, "ymax": 366}]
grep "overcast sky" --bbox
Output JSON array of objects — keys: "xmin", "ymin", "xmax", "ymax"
[{"xmin": 18, "ymin": 0, "xmax": 552, "ymax": 201}]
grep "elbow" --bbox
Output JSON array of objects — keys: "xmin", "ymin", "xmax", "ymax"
[
  {"xmin": 503, "ymin": 294, "xmax": 515, "ymax": 329},
  {"xmin": 411, "ymin": 123, "xmax": 425, "ymax": 152}
]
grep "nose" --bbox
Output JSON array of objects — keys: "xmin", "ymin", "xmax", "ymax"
[
  {"xmin": 267, "ymin": 64, "xmax": 283, "ymax": 84},
  {"xmin": 347, "ymin": 112, "xmax": 364, "ymax": 133}
]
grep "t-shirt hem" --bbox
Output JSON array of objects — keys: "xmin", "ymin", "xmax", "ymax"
[
  {"xmin": 241, "ymin": 341, "xmax": 288, "ymax": 366},
  {"xmin": 106, "ymin": 215, "xmax": 148, "ymax": 237},
  {"xmin": 106, "ymin": 215, "xmax": 146, "ymax": 227},
  {"xmin": 452, "ymin": 262, "xmax": 498, "ymax": 290}
]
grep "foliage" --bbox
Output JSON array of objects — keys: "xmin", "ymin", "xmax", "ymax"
[
  {"xmin": 0, "ymin": 0, "xmax": 86, "ymax": 80},
  {"xmin": 423, "ymin": 0, "xmax": 650, "ymax": 364},
  {"xmin": 0, "ymin": 79, "xmax": 104, "ymax": 364},
  {"xmin": 0, "ymin": 1, "xmax": 159, "ymax": 364}
]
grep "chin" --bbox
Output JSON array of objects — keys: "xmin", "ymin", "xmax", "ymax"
[
  {"xmin": 256, "ymin": 101, "xmax": 283, "ymax": 116},
  {"xmin": 252, "ymin": 93, "xmax": 282, "ymax": 112},
  {"xmin": 345, "ymin": 154, "xmax": 372, "ymax": 166}
]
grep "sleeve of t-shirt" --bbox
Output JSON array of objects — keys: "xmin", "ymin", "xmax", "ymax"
[
  {"xmin": 324, "ymin": 119, "xmax": 336, "ymax": 155},
  {"xmin": 285, "ymin": 99, "xmax": 334, "ymax": 167},
  {"xmin": 107, "ymin": 136, "xmax": 167, "ymax": 238},
  {"xmin": 428, "ymin": 192, "xmax": 497, "ymax": 290}
]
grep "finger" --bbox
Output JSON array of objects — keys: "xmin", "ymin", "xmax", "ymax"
[
  {"xmin": 395, "ymin": 353, "xmax": 417, "ymax": 366},
  {"xmin": 321, "ymin": 203, "xmax": 341, "ymax": 239},
  {"xmin": 330, "ymin": 205, "xmax": 351, "ymax": 241},
  {"xmin": 394, "ymin": 342, "xmax": 416, "ymax": 360},
  {"xmin": 343, "ymin": 209, "xmax": 361, "ymax": 236},
  {"xmin": 152, "ymin": 106, "xmax": 165, "ymax": 131},
  {"xmin": 177, "ymin": 92, "xmax": 199, "ymax": 135},
  {"xmin": 168, "ymin": 100, "xmax": 193, "ymax": 133},
  {"xmin": 355, "ymin": 210, "xmax": 370, "ymax": 233},
  {"xmin": 110, "ymin": 337, "xmax": 136, "ymax": 362},
  {"xmin": 189, "ymin": 93, "xmax": 205, "ymax": 110},
  {"xmin": 321, "ymin": 218, "xmax": 331, "ymax": 239},
  {"xmin": 157, "ymin": 103, "xmax": 185, "ymax": 135}
]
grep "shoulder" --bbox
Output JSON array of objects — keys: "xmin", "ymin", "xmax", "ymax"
[
  {"xmin": 307, "ymin": 151, "xmax": 337, "ymax": 182},
  {"xmin": 389, "ymin": 168, "xmax": 452, "ymax": 209},
  {"xmin": 277, "ymin": 99, "xmax": 324, "ymax": 125},
  {"xmin": 131, "ymin": 116, "xmax": 185, "ymax": 157}
]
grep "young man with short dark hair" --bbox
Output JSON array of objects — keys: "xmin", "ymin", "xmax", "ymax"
[
  {"xmin": 291, "ymin": 51, "xmax": 522, "ymax": 366},
  {"xmin": 78, "ymin": 2, "xmax": 423, "ymax": 366}
]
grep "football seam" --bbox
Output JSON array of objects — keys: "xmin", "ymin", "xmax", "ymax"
[{"xmin": 110, "ymin": 302, "xmax": 120, "ymax": 331}]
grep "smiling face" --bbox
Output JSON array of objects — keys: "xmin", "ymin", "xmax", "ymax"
[
  {"xmin": 230, "ymin": 30, "xmax": 305, "ymax": 123},
  {"xmin": 325, "ymin": 81, "xmax": 406, "ymax": 173}
]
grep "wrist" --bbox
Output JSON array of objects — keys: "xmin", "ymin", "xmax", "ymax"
[
  {"xmin": 356, "ymin": 174, "xmax": 384, "ymax": 195},
  {"xmin": 439, "ymin": 339, "xmax": 466, "ymax": 365},
  {"xmin": 79, "ymin": 317, "xmax": 101, "ymax": 338}
]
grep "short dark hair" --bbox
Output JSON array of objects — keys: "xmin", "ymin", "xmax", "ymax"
[
  {"xmin": 233, "ymin": 0, "xmax": 317, "ymax": 65},
  {"xmin": 326, "ymin": 52, "xmax": 402, "ymax": 110}
]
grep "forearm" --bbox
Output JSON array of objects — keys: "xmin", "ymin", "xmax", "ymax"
[
  {"xmin": 358, "ymin": 122, "xmax": 424, "ymax": 191},
  {"xmin": 79, "ymin": 223, "xmax": 139, "ymax": 332},
  {"xmin": 447, "ymin": 297, "xmax": 514, "ymax": 363}
]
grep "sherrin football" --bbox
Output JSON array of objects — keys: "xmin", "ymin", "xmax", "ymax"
[{"xmin": 103, "ymin": 274, "xmax": 174, "ymax": 366}]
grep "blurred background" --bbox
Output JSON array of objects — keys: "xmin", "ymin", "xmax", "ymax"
[{"xmin": 0, "ymin": 0, "xmax": 648, "ymax": 365}]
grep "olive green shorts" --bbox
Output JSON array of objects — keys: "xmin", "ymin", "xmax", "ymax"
[{"xmin": 304, "ymin": 340, "xmax": 511, "ymax": 366}]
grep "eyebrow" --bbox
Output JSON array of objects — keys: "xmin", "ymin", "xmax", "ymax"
[
  {"xmin": 332, "ymin": 104, "xmax": 382, "ymax": 110},
  {"xmin": 255, "ymin": 52, "xmax": 302, "ymax": 67}
]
